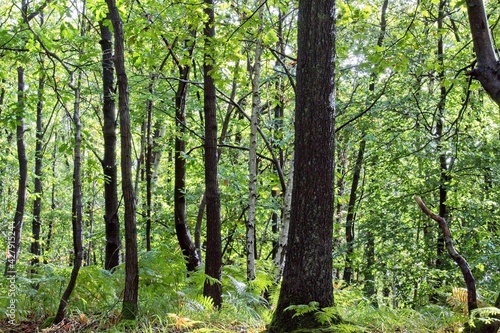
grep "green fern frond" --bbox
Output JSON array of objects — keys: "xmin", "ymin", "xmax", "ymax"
[
  {"xmin": 285, "ymin": 301, "xmax": 320, "ymax": 318},
  {"xmin": 469, "ymin": 307, "xmax": 500, "ymax": 326}
]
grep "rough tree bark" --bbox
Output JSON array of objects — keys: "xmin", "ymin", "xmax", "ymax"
[
  {"xmin": 105, "ymin": 0, "xmax": 139, "ymax": 319},
  {"xmin": 202, "ymin": 0, "xmax": 222, "ymax": 308},
  {"xmin": 268, "ymin": 0, "xmax": 336, "ymax": 330}
]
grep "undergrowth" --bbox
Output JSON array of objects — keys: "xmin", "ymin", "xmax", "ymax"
[{"xmin": 0, "ymin": 248, "xmax": 496, "ymax": 332}]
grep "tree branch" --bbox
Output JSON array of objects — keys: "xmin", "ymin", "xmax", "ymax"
[{"xmin": 414, "ymin": 196, "xmax": 478, "ymax": 313}]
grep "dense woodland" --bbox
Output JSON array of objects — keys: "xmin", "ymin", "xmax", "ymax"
[{"xmin": 1, "ymin": 0, "xmax": 500, "ymax": 332}]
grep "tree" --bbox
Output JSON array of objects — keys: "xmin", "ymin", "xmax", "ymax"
[
  {"xmin": 54, "ymin": 71, "xmax": 84, "ymax": 325},
  {"xmin": 99, "ymin": 16, "xmax": 121, "ymax": 271},
  {"xmin": 5, "ymin": 66, "xmax": 28, "ymax": 276},
  {"xmin": 202, "ymin": 0, "xmax": 223, "ymax": 308},
  {"xmin": 171, "ymin": 32, "xmax": 201, "ymax": 271},
  {"xmin": 246, "ymin": 0, "xmax": 264, "ymax": 282},
  {"xmin": 30, "ymin": 57, "xmax": 45, "ymax": 272},
  {"xmin": 464, "ymin": 0, "xmax": 500, "ymax": 106},
  {"xmin": 268, "ymin": 0, "xmax": 336, "ymax": 330},
  {"xmin": 105, "ymin": 0, "xmax": 139, "ymax": 319}
]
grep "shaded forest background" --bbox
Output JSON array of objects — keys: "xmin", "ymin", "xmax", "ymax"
[{"xmin": 0, "ymin": 0, "xmax": 499, "ymax": 331}]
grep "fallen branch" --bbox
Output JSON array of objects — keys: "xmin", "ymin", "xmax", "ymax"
[{"xmin": 414, "ymin": 196, "xmax": 477, "ymax": 313}]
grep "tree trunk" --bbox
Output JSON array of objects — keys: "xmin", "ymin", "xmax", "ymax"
[
  {"xmin": 145, "ymin": 77, "xmax": 154, "ymax": 252},
  {"xmin": 465, "ymin": 0, "xmax": 500, "ymax": 106},
  {"xmin": 31, "ymin": 64, "xmax": 45, "ymax": 271},
  {"xmin": 247, "ymin": 2, "xmax": 264, "ymax": 281},
  {"xmin": 54, "ymin": 76, "xmax": 84, "ymax": 325},
  {"xmin": 270, "ymin": 8, "xmax": 286, "ymax": 266},
  {"xmin": 415, "ymin": 197, "xmax": 477, "ymax": 312},
  {"xmin": 268, "ymin": 0, "xmax": 336, "ymax": 330},
  {"xmin": 174, "ymin": 36, "xmax": 200, "ymax": 271},
  {"xmin": 45, "ymin": 134, "xmax": 57, "ymax": 256},
  {"xmin": 343, "ymin": 138, "xmax": 365, "ymax": 285},
  {"xmin": 202, "ymin": 0, "xmax": 222, "ymax": 308},
  {"xmin": 105, "ymin": 0, "xmax": 139, "ymax": 319},
  {"xmin": 435, "ymin": 0, "xmax": 451, "ymax": 271},
  {"xmin": 99, "ymin": 18, "xmax": 121, "ymax": 270},
  {"xmin": 273, "ymin": 153, "xmax": 293, "ymax": 278},
  {"xmin": 5, "ymin": 67, "xmax": 28, "ymax": 276}
]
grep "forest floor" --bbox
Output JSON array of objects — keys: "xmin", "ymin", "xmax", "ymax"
[{"xmin": 0, "ymin": 315, "xmax": 267, "ymax": 332}]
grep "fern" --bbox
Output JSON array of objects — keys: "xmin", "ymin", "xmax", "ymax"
[
  {"xmin": 469, "ymin": 307, "xmax": 500, "ymax": 326},
  {"xmin": 315, "ymin": 306, "xmax": 340, "ymax": 325},
  {"xmin": 285, "ymin": 301, "xmax": 320, "ymax": 318}
]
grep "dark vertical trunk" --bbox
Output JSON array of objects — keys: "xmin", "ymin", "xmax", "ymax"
[
  {"xmin": 54, "ymin": 77, "xmax": 84, "ymax": 325},
  {"xmin": 270, "ymin": 10, "xmax": 285, "ymax": 259},
  {"xmin": 269, "ymin": 0, "xmax": 336, "ymax": 330},
  {"xmin": 195, "ymin": 194, "xmax": 206, "ymax": 262},
  {"xmin": 174, "ymin": 38, "xmax": 200, "ymax": 271},
  {"xmin": 99, "ymin": 19, "xmax": 121, "ymax": 270},
  {"xmin": 415, "ymin": 197, "xmax": 477, "ymax": 313},
  {"xmin": 31, "ymin": 66, "xmax": 45, "ymax": 270},
  {"xmin": 343, "ymin": 138, "xmax": 366, "ymax": 285},
  {"xmin": 145, "ymin": 77, "xmax": 154, "ymax": 252},
  {"xmin": 5, "ymin": 67, "xmax": 28, "ymax": 276},
  {"xmin": 202, "ymin": 0, "xmax": 222, "ymax": 308},
  {"xmin": 105, "ymin": 0, "xmax": 139, "ymax": 319},
  {"xmin": 435, "ymin": 0, "xmax": 450, "ymax": 271},
  {"xmin": 45, "ymin": 134, "xmax": 57, "ymax": 255}
]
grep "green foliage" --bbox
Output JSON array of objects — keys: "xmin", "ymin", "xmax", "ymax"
[
  {"xmin": 285, "ymin": 302, "xmax": 320, "ymax": 318},
  {"xmin": 0, "ymin": 0, "xmax": 499, "ymax": 331},
  {"xmin": 468, "ymin": 307, "xmax": 500, "ymax": 327}
]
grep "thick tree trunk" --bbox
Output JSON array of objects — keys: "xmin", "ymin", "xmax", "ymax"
[
  {"xmin": 202, "ymin": 0, "xmax": 222, "ymax": 308},
  {"xmin": 105, "ymin": 0, "xmax": 139, "ymax": 319},
  {"xmin": 99, "ymin": 18, "xmax": 121, "ymax": 270},
  {"xmin": 54, "ymin": 77, "xmax": 84, "ymax": 325},
  {"xmin": 268, "ymin": 0, "xmax": 336, "ymax": 330},
  {"xmin": 5, "ymin": 67, "xmax": 28, "ymax": 276}
]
